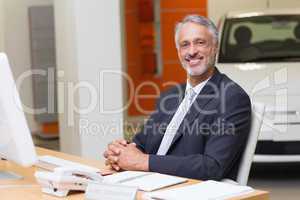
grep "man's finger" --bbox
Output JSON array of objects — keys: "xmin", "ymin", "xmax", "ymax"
[
  {"xmin": 105, "ymin": 160, "xmax": 120, "ymax": 171},
  {"xmin": 104, "ymin": 149, "xmax": 119, "ymax": 158},
  {"xmin": 103, "ymin": 150, "xmax": 109, "ymax": 158},
  {"xmin": 108, "ymin": 144, "xmax": 122, "ymax": 155},
  {"xmin": 116, "ymin": 139, "xmax": 128, "ymax": 146},
  {"xmin": 105, "ymin": 159, "xmax": 110, "ymax": 166},
  {"xmin": 105, "ymin": 139, "xmax": 127, "ymax": 157},
  {"xmin": 112, "ymin": 141, "xmax": 127, "ymax": 148},
  {"xmin": 107, "ymin": 155, "xmax": 119, "ymax": 164},
  {"xmin": 109, "ymin": 139, "xmax": 127, "ymax": 148},
  {"xmin": 103, "ymin": 149, "xmax": 118, "ymax": 158},
  {"xmin": 111, "ymin": 164, "xmax": 120, "ymax": 171}
]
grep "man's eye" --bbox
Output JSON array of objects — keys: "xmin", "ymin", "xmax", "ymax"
[
  {"xmin": 180, "ymin": 43, "xmax": 189, "ymax": 48},
  {"xmin": 196, "ymin": 40, "xmax": 206, "ymax": 46}
]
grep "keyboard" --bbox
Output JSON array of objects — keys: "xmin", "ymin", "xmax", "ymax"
[{"xmin": 36, "ymin": 155, "xmax": 101, "ymax": 173}]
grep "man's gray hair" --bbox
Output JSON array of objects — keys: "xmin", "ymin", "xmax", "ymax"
[{"xmin": 174, "ymin": 15, "xmax": 219, "ymax": 49}]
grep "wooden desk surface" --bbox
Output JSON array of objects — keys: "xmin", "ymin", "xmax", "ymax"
[{"xmin": 0, "ymin": 147, "xmax": 269, "ymax": 200}]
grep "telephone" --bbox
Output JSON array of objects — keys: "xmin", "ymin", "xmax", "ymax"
[{"xmin": 35, "ymin": 166, "xmax": 103, "ymax": 197}]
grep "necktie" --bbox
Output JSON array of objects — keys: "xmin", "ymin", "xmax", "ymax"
[
  {"xmin": 186, "ymin": 88, "xmax": 197, "ymax": 110},
  {"xmin": 156, "ymin": 88, "xmax": 197, "ymax": 155}
]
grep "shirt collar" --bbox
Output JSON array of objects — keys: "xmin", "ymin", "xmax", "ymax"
[{"xmin": 185, "ymin": 77, "xmax": 211, "ymax": 96}]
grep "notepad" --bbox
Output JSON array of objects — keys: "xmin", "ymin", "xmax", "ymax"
[
  {"xmin": 103, "ymin": 171, "xmax": 187, "ymax": 192},
  {"xmin": 144, "ymin": 180, "xmax": 254, "ymax": 200}
]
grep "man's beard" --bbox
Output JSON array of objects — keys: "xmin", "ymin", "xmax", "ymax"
[{"xmin": 181, "ymin": 54, "xmax": 216, "ymax": 76}]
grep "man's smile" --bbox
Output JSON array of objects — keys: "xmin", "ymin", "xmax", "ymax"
[{"xmin": 185, "ymin": 55, "xmax": 204, "ymax": 67}]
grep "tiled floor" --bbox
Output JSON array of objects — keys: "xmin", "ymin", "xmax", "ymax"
[
  {"xmin": 249, "ymin": 163, "xmax": 300, "ymax": 200},
  {"xmin": 33, "ymin": 137, "xmax": 300, "ymax": 199}
]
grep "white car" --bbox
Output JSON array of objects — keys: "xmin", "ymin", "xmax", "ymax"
[{"xmin": 217, "ymin": 9, "xmax": 300, "ymax": 162}]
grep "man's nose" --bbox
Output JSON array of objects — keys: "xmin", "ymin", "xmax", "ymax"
[{"xmin": 188, "ymin": 45, "xmax": 198, "ymax": 57}]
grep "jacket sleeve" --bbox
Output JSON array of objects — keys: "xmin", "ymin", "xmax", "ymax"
[
  {"xmin": 132, "ymin": 96, "xmax": 162, "ymax": 153},
  {"xmin": 148, "ymin": 90, "xmax": 252, "ymax": 181}
]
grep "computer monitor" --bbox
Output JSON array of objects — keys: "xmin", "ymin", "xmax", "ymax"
[{"xmin": 0, "ymin": 53, "xmax": 37, "ymax": 179}]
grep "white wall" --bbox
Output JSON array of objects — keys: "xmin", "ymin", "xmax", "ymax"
[
  {"xmin": 0, "ymin": 0, "xmax": 4, "ymax": 51},
  {"xmin": 54, "ymin": 0, "xmax": 125, "ymax": 159},
  {"xmin": 53, "ymin": 0, "xmax": 81, "ymax": 155},
  {"xmin": 0, "ymin": 0, "xmax": 53, "ymax": 132}
]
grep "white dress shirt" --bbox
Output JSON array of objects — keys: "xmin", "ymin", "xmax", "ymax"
[{"xmin": 156, "ymin": 78, "xmax": 210, "ymax": 155}]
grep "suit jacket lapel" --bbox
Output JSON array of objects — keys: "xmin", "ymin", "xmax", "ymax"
[
  {"xmin": 168, "ymin": 68, "xmax": 223, "ymax": 149},
  {"xmin": 148, "ymin": 84, "xmax": 185, "ymax": 154}
]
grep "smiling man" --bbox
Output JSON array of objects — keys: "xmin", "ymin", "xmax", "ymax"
[{"xmin": 103, "ymin": 15, "xmax": 252, "ymax": 181}]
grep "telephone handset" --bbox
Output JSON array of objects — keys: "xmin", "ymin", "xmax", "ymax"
[
  {"xmin": 35, "ymin": 166, "xmax": 103, "ymax": 197},
  {"xmin": 54, "ymin": 167, "xmax": 103, "ymax": 182}
]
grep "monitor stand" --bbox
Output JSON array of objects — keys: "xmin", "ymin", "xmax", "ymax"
[{"xmin": 0, "ymin": 158, "xmax": 23, "ymax": 180}]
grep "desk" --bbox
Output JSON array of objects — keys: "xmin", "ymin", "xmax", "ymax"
[{"xmin": 0, "ymin": 147, "xmax": 269, "ymax": 200}]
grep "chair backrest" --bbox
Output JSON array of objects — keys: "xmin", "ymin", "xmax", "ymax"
[{"xmin": 236, "ymin": 103, "xmax": 265, "ymax": 185}]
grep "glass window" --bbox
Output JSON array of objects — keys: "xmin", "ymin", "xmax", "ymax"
[{"xmin": 218, "ymin": 15, "xmax": 300, "ymax": 63}]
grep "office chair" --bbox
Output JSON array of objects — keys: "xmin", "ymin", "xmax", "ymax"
[{"xmin": 223, "ymin": 103, "xmax": 265, "ymax": 186}]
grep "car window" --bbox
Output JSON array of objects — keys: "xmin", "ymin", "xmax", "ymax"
[{"xmin": 218, "ymin": 15, "xmax": 300, "ymax": 63}]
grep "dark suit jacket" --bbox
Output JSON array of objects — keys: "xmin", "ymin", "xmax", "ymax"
[{"xmin": 133, "ymin": 67, "xmax": 251, "ymax": 181}]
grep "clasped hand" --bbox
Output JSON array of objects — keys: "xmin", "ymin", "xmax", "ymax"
[{"xmin": 103, "ymin": 139, "xmax": 149, "ymax": 172}]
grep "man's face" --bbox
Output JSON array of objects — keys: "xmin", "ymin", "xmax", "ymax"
[{"xmin": 177, "ymin": 22, "xmax": 217, "ymax": 76}]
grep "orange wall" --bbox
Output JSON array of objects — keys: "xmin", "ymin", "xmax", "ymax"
[{"xmin": 125, "ymin": 0, "xmax": 207, "ymax": 116}]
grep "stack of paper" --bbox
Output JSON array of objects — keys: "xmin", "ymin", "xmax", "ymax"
[
  {"xmin": 103, "ymin": 171, "xmax": 187, "ymax": 192},
  {"xmin": 144, "ymin": 180, "xmax": 254, "ymax": 200}
]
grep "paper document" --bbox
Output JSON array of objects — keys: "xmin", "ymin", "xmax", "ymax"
[
  {"xmin": 145, "ymin": 180, "xmax": 254, "ymax": 200},
  {"xmin": 103, "ymin": 171, "xmax": 187, "ymax": 192},
  {"xmin": 103, "ymin": 171, "xmax": 150, "ymax": 184}
]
